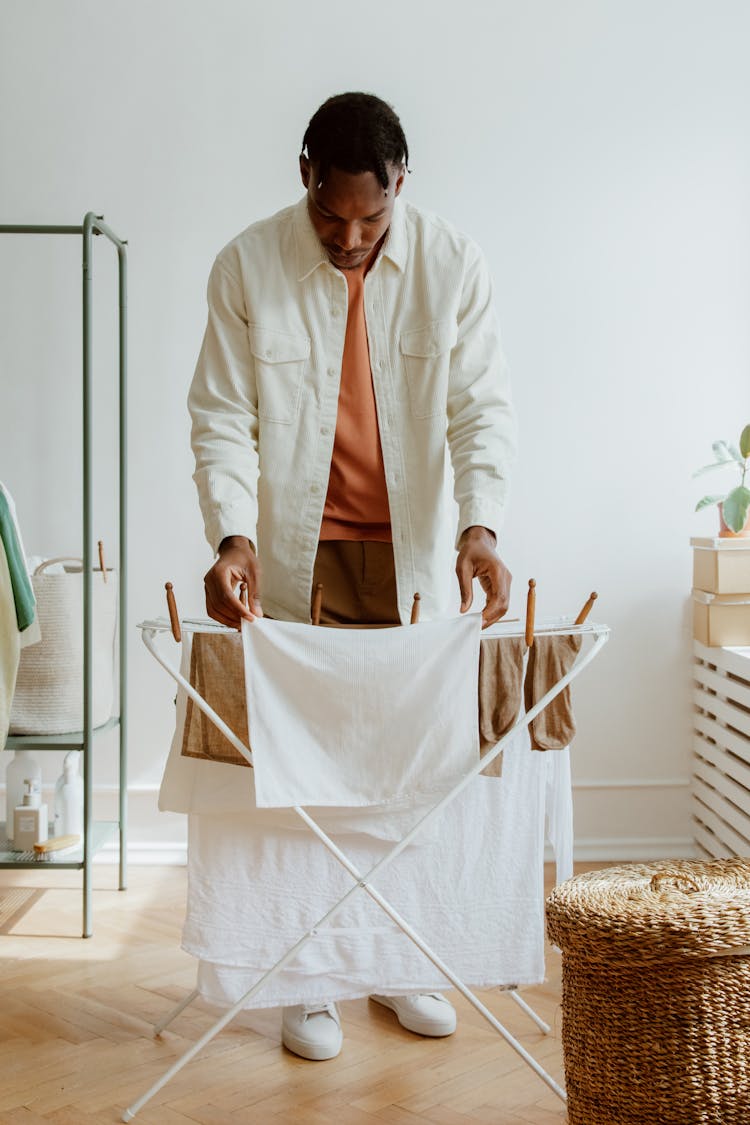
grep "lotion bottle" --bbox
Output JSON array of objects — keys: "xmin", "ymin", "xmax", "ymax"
[
  {"xmin": 54, "ymin": 751, "xmax": 84, "ymax": 838},
  {"xmin": 14, "ymin": 779, "xmax": 48, "ymax": 851},
  {"xmin": 5, "ymin": 750, "xmax": 42, "ymax": 841}
]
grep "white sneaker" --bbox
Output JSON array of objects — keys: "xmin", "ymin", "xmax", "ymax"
[
  {"xmin": 370, "ymin": 992, "xmax": 457, "ymax": 1037},
  {"xmin": 281, "ymin": 1002, "xmax": 343, "ymax": 1061}
]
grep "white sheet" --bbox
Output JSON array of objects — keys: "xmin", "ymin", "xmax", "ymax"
[
  {"xmin": 242, "ymin": 613, "xmax": 481, "ymax": 809},
  {"xmin": 183, "ymin": 721, "xmax": 572, "ymax": 1011}
]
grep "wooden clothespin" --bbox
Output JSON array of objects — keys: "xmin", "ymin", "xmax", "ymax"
[
  {"xmin": 238, "ymin": 581, "xmax": 250, "ymax": 631},
  {"xmin": 312, "ymin": 582, "xmax": 323, "ymax": 626},
  {"xmin": 410, "ymin": 593, "xmax": 421, "ymax": 624},
  {"xmin": 165, "ymin": 582, "xmax": 181, "ymax": 642},
  {"xmin": 525, "ymin": 579, "xmax": 536, "ymax": 649},
  {"xmin": 575, "ymin": 591, "xmax": 598, "ymax": 626},
  {"xmin": 97, "ymin": 540, "xmax": 107, "ymax": 582}
]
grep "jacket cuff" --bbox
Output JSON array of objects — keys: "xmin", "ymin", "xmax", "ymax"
[
  {"xmin": 203, "ymin": 504, "xmax": 258, "ymax": 557},
  {"xmin": 455, "ymin": 499, "xmax": 507, "ymax": 550}
]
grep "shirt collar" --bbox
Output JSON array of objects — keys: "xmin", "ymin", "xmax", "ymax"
[{"xmin": 293, "ymin": 195, "xmax": 408, "ymax": 282}]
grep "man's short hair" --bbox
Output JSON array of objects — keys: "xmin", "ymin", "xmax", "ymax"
[{"xmin": 301, "ymin": 92, "xmax": 409, "ymax": 191}]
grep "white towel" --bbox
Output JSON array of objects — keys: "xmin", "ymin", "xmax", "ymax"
[
  {"xmin": 184, "ymin": 722, "xmax": 550, "ymax": 1009},
  {"xmin": 241, "ymin": 613, "xmax": 481, "ymax": 810},
  {"xmin": 157, "ymin": 627, "xmax": 437, "ymax": 843}
]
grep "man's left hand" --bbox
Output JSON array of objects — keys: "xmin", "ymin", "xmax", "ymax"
[{"xmin": 456, "ymin": 525, "xmax": 511, "ymax": 628}]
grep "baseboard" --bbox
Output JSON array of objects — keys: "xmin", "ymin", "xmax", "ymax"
[
  {"xmin": 102, "ymin": 837, "xmax": 698, "ymax": 868},
  {"xmin": 94, "ymin": 841, "xmax": 187, "ymax": 866},
  {"xmin": 565, "ymin": 837, "xmax": 697, "ymax": 862}
]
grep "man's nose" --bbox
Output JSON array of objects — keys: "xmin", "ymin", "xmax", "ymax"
[{"xmin": 336, "ymin": 222, "xmax": 361, "ymax": 251}]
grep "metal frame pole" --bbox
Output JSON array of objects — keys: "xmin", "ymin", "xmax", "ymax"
[
  {"xmin": 82, "ymin": 214, "xmax": 95, "ymax": 937},
  {"xmin": 117, "ymin": 237, "xmax": 128, "ymax": 892},
  {"xmin": 84, "ymin": 213, "xmax": 130, "ymax": 896}
]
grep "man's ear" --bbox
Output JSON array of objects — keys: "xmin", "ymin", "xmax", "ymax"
[
  {"xmin": 299, "ymin": 154, "xmax": 311, "ymax": 189},
  {"xmin": 393, "ymin": 163, "xmax": 406, "ymax": 198}
]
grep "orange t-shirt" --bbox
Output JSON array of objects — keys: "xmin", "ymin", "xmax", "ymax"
[{"xmin": 320, "ymin": 261, "xmax": 392, "ymax": 542}]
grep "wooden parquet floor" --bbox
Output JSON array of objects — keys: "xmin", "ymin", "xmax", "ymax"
[{"xmin": 0, "ymin": 864, "xmax": 576, "ymax": 1124}]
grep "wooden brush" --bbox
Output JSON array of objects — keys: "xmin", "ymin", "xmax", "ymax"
[{"xmin": 34, "ymin": 834, "xmax": 81, "ymax": 854}]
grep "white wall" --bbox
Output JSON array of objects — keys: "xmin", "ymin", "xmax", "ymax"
[{"xmin": 1, "ymin": 0, "xmax": 749, "ymax": 861}]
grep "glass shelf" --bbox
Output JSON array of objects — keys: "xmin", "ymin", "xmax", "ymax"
[
  {"xmin": 0, "ymin": 821, "xmax": 117, "ymax": 869},
  {"xmin": 4, "ymin": 715, "xmax": 120, "ymax": 752}
]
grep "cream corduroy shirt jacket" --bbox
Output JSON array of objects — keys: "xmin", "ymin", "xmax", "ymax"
[{"xmin": 188, "ymin": 196, "xmax": 517, "ymax": 623}]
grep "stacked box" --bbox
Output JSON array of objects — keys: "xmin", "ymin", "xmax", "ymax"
[{"xmin": 692, "ymin": 537, "xmax": 750, "ymax": 646}]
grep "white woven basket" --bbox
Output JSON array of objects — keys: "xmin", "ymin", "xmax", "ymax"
[{"xmin": 9, "ymin": 558, "xmax": 118, "ymax": 735}]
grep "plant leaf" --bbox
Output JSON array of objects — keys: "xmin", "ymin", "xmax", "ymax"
[
  {"xmin": 727, "ymin": 443, "xmax": 745, "ymax": 465},
  {"xmin": 692, "ymin": 462, "xmax": 733, "ymax": 478},
  {"xmin": 696, "ymin": 494, "xmax": 726, "ymax": 512},
  {"xmin": 722, "ymin": 486, "xmax": 750, "ymax": 532},
  {"xmin": 740, "ymin": 424, "xmax": 750, "ymax": 460},
  {"xmin": 712, "ymin": 440, "xmax": 734, "ymax": 463}
]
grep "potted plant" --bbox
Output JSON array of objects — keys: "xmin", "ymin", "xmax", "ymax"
[{"xmin": 694, "ymin": 424, "xmax": 750, "ymax": 537}]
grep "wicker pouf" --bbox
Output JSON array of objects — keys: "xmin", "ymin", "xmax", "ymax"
[{"xmin": 546, "ymin": 858, "xmax": 750, "ymax": 1125}]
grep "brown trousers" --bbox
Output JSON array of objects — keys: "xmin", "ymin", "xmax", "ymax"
[{"xmin": 312, "ymin": 541, "xmax": 400, "ymax": 626}]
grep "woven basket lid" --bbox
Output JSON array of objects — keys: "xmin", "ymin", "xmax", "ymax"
[{"xmin": 546, "ymin": 858, "xmax": 750, "ymax": 965}]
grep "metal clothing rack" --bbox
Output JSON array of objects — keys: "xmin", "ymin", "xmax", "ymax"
[{"xmin": 0, "ymin": 214, "xmax": 128, "ymax": 937}]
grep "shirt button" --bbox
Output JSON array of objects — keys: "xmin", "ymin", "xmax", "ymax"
[
  {"xmin": 327, "ymin": 367, "xmax": 337, "ymax": 377},
  {"xmin": 376, "ymin": 360, "xmax": 384, "ymax": 371},
  {"xmin": 310, "ymin": 483, "xmax": 320, "ymax": 493},
  {"xmin": 321, "ymin": 426, "xmax": 330, "ymax": 436}
]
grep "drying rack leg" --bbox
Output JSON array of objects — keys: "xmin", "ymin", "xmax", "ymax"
[
  {"xmin": 507, "ymin": 987, "xmax": 551, "ymax": 1034},
  {"xmin": 152, "ymin": 988, "xmax": 200, "ymax": 1037}
]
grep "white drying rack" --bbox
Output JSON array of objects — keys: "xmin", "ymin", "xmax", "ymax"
[{"xmin": 123, "ymin": 611, "xmax": 610, "ymax": 1121}]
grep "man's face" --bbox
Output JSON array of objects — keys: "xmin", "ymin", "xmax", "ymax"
[{"xmin": 300, "ymin": 156, "xmax": 405, "ymax": 271}]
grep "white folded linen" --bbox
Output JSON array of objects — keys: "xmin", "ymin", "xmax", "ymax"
[
  {"xmin": 184, "ymin": 720, "xmax": 552, "ymax": 1010},
  {"xmin": 242, "ymin": 613, "xmax": 481, "ymax": 810}
]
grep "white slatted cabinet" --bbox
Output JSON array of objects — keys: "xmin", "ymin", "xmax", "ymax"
[{"xmin": 693, "ymin": 641, "xmax": 750, "ymax": 858}]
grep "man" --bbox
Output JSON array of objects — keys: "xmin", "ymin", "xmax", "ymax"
[{"xmin": 188, "ymin": 92, "xmax": 516, "ymax": 1060}]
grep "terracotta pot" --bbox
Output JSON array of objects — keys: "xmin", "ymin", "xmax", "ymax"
[{"xmin": 719, "ymin": 503, "xmax": 750, "ymax": 538}]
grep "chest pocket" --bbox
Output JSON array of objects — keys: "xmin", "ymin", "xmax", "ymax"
[
  {"xmin": 399, "ymin": 319, "xmax": 458, "ymax": 419},
  {"xmin": 249, "ymin": 326, "xmax": 311, "ymax": 424}
]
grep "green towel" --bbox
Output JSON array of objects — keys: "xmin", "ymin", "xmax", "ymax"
[{"xmin": 0, "ymin": 488, "xmax": 36, "ymax": 633}]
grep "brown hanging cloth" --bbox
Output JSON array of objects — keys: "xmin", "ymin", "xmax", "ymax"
[
  {"xmin": 477, "ymin": 634, "xmax": 528, "ymax": 777},
  {"xmin": 523, "ymin": 633, "xmax": 582, "ymax": 751}
]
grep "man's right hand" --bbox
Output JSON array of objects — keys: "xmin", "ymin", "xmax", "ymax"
[{"xmin": 204, "ymin": 536, "xmax": 262, "ymax": 629}]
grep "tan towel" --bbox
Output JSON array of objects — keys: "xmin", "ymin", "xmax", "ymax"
[
  {"xmin": 182, "ymin": 632, "xmax": 250, "ymax": 766},
  {"xmin": 477, "ymin": 635, "xmax": 527, "ymax": 777},
  {"xmin": 523, "ymin": 634, "xmax": 582, "ymax": 751}
]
